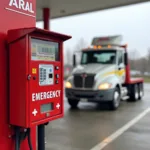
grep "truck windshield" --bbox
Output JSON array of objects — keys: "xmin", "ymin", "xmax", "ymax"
[{"xmin": 81, "ymin": 50, "xmax": 116, "ymax": 64}]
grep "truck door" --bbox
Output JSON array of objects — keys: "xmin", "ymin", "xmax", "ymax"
[{"xmin": 117, "ymin": 51, "xmax": 126, "ymax": 84}]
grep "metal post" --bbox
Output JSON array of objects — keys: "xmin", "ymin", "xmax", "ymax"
[
  {"xmin": 40, "ymin": 9, "xmax": 50, "ymax": 150},
  {"xmin": 38, "ymin": 124, "xmax": 45, "ymax": 150},
  {"xmin": 43, "ymin": 8, "xmax": 50, "ymax": 30}
]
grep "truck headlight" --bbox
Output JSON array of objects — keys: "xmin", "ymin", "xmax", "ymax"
[
  {"xmin": 98, "ymin": 83, "xmax": 112, "ymax": 90},
  {"xmin": 65, "ymin": 81, "xmax": 72, "ymax": 88}
]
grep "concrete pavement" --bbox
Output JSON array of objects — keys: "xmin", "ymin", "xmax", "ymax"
[{"xmin": 45, "ymin": 83, "xmax": 150, "ymax": 150}]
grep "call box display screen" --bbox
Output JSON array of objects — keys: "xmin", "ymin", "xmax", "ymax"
[
  {"xmin": 41, "ymin": 103, "xmax": 53, "ymax": 113},
  {"xmin": 31, "ymin": 38, "xmax": 59, "ymax": 61}
]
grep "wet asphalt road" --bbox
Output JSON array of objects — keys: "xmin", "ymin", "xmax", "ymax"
[{"xmin": 45, "ymin": 83, "xmax": 150, "ymax": 150}]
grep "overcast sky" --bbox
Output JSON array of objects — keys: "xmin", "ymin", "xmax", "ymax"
[{"xmin": 36, "ymin": 2, "xmax": 150, "ymax": 57}]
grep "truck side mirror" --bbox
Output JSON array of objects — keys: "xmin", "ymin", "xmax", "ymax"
[
  {"xmin": 124, "ymin": 52, "xmax": 128, "ymax": 66},
  {"xmin": 73, "ymin": 54, "xmax": 76, "ymax": 67}
]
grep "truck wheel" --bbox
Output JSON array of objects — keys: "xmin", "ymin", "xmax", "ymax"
[
  {"xmin": 128, "ymin": 84, "xmax": 139, "ymax": 101},
  {"xmin": 110, "ymin": 87, "xmax": 121, "ymax": 110},
  {"xmin": 138, "ymin": 83, "xmax": 144, "ymax": 100},
  {"xmin": 68, "ymin": 99, "xmax": 79, "ymax": 109}
]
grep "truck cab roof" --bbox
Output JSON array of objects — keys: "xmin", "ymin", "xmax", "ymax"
[{"xmin": 85, "ymin": 35, "xmax": 127, "ymax": 52}]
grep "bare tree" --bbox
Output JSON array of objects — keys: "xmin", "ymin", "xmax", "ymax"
[
  {"xmin": 147, "ymin": 48, "xmax": 150, "ymax": 72},
  {"xmin": 64, "ymin": 38, "xmax": 88, "ymax": 66},
  {"xmin": 74, "ymin": 38, "xmax": 88, "ymax": 51},
  {"xmin": 137, "ymin": 58, "xmax": 147, "ymax": 74},
  {"xmin": 65, "ymin": 48, "xmax": 73, "ymax": 65},
  {"xmin": 128, "ymin": 49, "xmax": 139, "ymax": 60},
  {"xmin": 74, "ymin": 38, "xmax": 88, "ymax": 65},
  {"xmin": 129, "ymin": 49, "xmax": 139, "ymax": 70},
  {"xmin": 129, "ymin": 48, "xmax": 150, "ymax": 74}
]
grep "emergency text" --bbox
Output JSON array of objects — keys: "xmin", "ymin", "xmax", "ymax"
[{"xmin": 32, "ymin": 90, "xmax": 61, "ymax": 101}]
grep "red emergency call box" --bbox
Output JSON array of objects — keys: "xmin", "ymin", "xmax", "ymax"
[{"xmin": 8, "ymin": 27, "xmax": 71, "ymax": 128}]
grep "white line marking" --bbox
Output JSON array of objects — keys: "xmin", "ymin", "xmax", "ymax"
[
  {"xmin": 5, "ymin": 8, "xmax": 36, "ymax": 18},
  {"xmin": 90, "ymin": 107, "xmax": 150, "ymax": 150}
]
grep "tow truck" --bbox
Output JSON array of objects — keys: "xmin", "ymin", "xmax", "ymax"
[{"xmin": 65, "ymin": 35, "xmax": 144, "ymax": 110}]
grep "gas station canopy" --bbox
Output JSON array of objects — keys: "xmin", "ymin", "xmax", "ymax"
[{"xmin": 37, "ymin": 0, "xmax": 148, "ymax": 20}]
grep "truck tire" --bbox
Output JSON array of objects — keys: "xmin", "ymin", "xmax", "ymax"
[
  {"xmin": 128, "ymin": 84, "xmax": 139, "ymax": 102},
  {"xmin": 68, "ymin": 99, "xmax": 79, "ymax": 109},
  {"xmin": 138, "ymin": 83, "xmax": 144, "ymax": 100},
  {"xmin": 110, "ymin": 87, "xmax": 121, "ymax": 110}
]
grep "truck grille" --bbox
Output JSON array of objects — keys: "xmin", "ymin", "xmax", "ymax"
[
  {"xmin": 74, "ymin": 75, "xmax": 83, "ymax": 88},
  {"xmin": 74, "ymin": 74, "xmax": 95, "ymax": 88}
]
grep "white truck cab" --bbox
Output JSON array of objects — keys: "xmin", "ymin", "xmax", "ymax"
[{"xmin": 65, "ymin": 35, "xmax": 144, "ymax": 110}]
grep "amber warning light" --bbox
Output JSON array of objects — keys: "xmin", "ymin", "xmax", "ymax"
[{"xmin": 91, "ymin": 35, "xmax": 123, "ymax": 46}]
